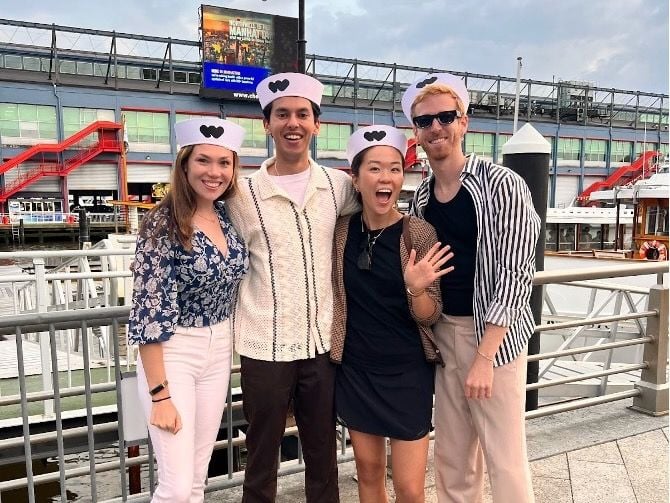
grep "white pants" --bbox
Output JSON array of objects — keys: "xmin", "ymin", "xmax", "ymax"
[
  {"xmin": 137, "ymin": 321, "xmax": 232, "ymax": 503},
  {"xmin": 433, "ymin": 315, "xmax": 534, "ymax": 503}
]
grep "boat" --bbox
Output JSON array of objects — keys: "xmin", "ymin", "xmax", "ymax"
[{"xmin": 546, "ymin": 156, "xmax": 669, "ymax": 260}]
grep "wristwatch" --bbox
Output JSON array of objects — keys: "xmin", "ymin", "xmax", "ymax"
[{"xmin": 149, "ymin": 379, "xmax": 168, "ymax": 396}]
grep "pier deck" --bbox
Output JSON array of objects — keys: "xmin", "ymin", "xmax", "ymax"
[{"xmin": 206, "ymin": 402, "xmax": 668, "ymax": 503}]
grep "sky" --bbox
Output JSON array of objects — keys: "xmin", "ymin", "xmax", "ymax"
[{"xmin": 0, "ymin": 0, "xmax": 668, "ymax": 94}]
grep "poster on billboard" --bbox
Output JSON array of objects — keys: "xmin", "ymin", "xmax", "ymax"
[{"xmin": 200, "ymin": 5, "xmax": 299, "ymax": 100}]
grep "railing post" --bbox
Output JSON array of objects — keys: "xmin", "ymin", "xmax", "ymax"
[
  {"xmin": 631, "ymin": 284, "xmax": 669, "ymax": 416},
  {"xmin": 34, "ymin": 257, "xmax": 55, "ymax": 417}
]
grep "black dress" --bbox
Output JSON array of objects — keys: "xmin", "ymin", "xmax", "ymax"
[{"xmin": 335, "ymin": 213, "xmax": 435, "ymax": 441}]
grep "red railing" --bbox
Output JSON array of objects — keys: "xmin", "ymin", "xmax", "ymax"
[{"xmin": 0, "ymin": 122, "xmax": 123, "ymax": 202}]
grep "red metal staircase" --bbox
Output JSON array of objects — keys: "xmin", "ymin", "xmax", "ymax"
[
  {"xmin": 0, "ymin": 121, "xmax": 123, "ymax": 202},
  {"xmin": 577, "ymin": 150, "xmax": 661, "ymax": 204}
]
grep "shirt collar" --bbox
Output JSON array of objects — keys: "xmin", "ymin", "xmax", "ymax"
[{"xmin": 257, "ymin": 156, "xmax": 330, "ymax": 201}]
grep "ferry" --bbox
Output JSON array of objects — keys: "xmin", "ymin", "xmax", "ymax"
[{"xmin": 546, "ymin": 155, "xmax": 669, "ymax": 260}]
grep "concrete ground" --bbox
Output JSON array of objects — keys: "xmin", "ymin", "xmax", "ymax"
[{"xmin": 207, "ymin": 401, "xmax": 669, "ymax": 502}]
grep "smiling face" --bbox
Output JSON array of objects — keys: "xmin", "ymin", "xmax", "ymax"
[
  {"xmin": 184, "ymin": 143, "xmax": 236, "ymax": 208},
  {"xmin": 264, "ymin": 96, "xmax": 320, "ymax": 165},
  {"xmin": 412, "ymin": 92, "xmax": 468, "ymax": 164},
  {"xmin": 352, "ymin": 145, "xmax": 404, "ymax": 222}
]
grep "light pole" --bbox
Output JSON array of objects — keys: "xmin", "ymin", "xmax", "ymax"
[{"xmin": 297, "ymin": 0, "xmax": 305, "ymax": 73}]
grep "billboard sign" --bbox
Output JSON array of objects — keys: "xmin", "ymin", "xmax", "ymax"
[{"xmin": 200, "ymin": 5, "xmax": 299, "ymax": 100}]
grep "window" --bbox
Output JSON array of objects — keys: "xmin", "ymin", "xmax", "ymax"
[
  {"xmin": 318, "ymin": 123, "xmax": 351, "ymax": 152},
  {"xmin": 465, "ymin": 132, "xmax": 494, "ymax": 158},
  {"xmin": 635, "ymin": 141, "xmax": 657, "ymax": 158},
  {"xmin": 660, "ymin": 143, "xmax": 669, "ymax": 157},
  {"xmin": 4, "ymin": 55, "xmax": 22, "ymax": 69},
  {"xmin": 23, "ymin": 57, "xmax": 41, "ymax": 71},
  {"xmin": 496, "ymin": 133, "xmax": 512, "ymax": 161},
  {"xmin": 646, "ymin": 207, "xmax": 669, "ymax": 236},
  {"xmin": 124, "ymin": 111, "xmax": 170, "ymax": 144},
  {"xmin": 142, "ymin": 68, "xmax": 157, "ymax": 81},
  {"xmin": 62, "ymin": 107, "xmax": 116, "ymax": 143},
  {"xmin": 610, "ymin": 140, "xmax": 632, "ymax": 163},
  {"xmin": 174, "ymin": 71, "xmax": 187, "ymax": 83},
  {"xmin": 227, "ymin": 117, "xmax": 267, "ymax": 150},
  {"xmin": 126, "ymin": 66, "xmax": 141, "ymax": 79},
  {"xmin": 188, "ymin": 72, "xmax": 201, "ymax": 84},
  {"xmin": 159, "ymin": 70, "xmax": 170, "ymax": 82},
  {"xmin": 0, "ymin": 103, "xmax": 57, "ymax": 142},
  {"xmin": 583, "ymin": 139, "xmax": 607, "ymax": 162},
  {"xmin": 557, "ymin": 138, "xmax": 581, "ymax": 161},
  {"xmin": 59, "ymin": 60, "xmax": 76, "ymax": 74},
  {"xmin": 77, "ymin": 61, "xmax": 93, "ymax": 76}
]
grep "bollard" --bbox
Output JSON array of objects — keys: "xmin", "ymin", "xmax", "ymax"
[
  {"xmin": 78, "ymin": 209, "xmax": 91, "ymax": 249},
  {"xmin": 502, "ymin": 123, "xmax": 551, "ymax": 411},
  {"xmin": 19, "ymin": 218, "xmax": 25, "ymax": 245},
  {"xmin": 128, "ymin": 445, "xmax": 142, "ymax": 493},
  {"xmin": 631, "ymin": 284, "xmax": 669, "ymax": 416}
]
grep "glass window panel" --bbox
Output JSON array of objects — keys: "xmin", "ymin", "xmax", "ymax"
[
  {"xmin": 126, "ymin": 66, "xmax": 141, "ymax": 79},
  {"xmin": 142, "ymin": 68, "xmax": 157, "ymax": 80},
  {"xmin": 23, "ymin": 57, "xmax": 40, "ymax": 71},
  {"xmin": 188, "ymin": 72, "xmax": 201, "ymax": 84},
  {"xmin": 60, "ymin": 60, "xmax": 76, "ymax": 74},
  {"xmin": 5, "ymin": 55, "xmax": 22, "ymax": 69},
  {"xmin": 0, "ymin": 120, "xmax": 20, "ymax": 137},
  {"xmin": 77, "ymin": 61, "xmax": 93, "ymax": 75},
  {"xmin": 0, "ymin": 103, "xmax": 19, "ymax": 120},
  {"xmin": 137, "ymin": 113, "xmax": 155, "ymax": 127},
  {"xmin": 173, "ymin": 71, "xmax": 187, "ymax": 83},
  {"xmin": 19, "ymin": 104, "xmax": 38, "ymax": 121}
]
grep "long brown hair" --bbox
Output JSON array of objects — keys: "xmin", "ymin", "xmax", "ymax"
[{"xmin": 140, "ymin": 144, "xmax": 240, "ymax": 250}]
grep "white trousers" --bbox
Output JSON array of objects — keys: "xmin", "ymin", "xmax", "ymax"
[
  {"xmin": 137, "ymin": 321, "xmax": 232, "ymax": 503},
  {"xmin": 433, "ymin": 315, "xmax": 534, "ymax": 503}
]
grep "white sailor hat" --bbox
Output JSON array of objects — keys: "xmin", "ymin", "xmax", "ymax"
[
  {"xmin": 256, "ymin": 72, "xmax": 324, "ymax": 110},
  {"xmin": 174, "ymin": 118, "xmax": 245, "ymax": 153},
  {"xmin": 346, "ymin": 125, "xmax": 408, "ymax": 165},
  {"xmin": 401, "ymin": 72, "xmax": 470, "ymax": 123}
]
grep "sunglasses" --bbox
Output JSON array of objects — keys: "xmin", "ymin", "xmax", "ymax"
[{"xmin": 412, "ymin": 110, "xmax": 462, "ymax": 129}]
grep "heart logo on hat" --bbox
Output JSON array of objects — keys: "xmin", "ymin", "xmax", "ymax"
[
  {"xmin": 268, "ymin": 79, "xmax": 290, "ymax": 93},
  {"xmin": 363, "ymin": 130, "xmax": 387, "ymax": 142},
  {"xmin": 200, "ymin": 125, "xmax": 224, "ymax": 139},
  {"xmin": 416, "ymin": 76, "xmax": 438, "ymax": 89}
]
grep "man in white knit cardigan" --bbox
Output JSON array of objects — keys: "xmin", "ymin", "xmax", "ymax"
[{"xmin": 226, "ymin": 72, "xmax": 358, "ymax": 503}]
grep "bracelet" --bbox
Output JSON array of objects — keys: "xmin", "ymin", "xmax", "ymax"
[
  {"xmin": 406, "ymin": 287, "xmax": 426, "ymax": 297},
  {"xmin": 151, "ymin": 395, "xmax": 171, "ymax": 403},
  {"xmin": 476, "ymin": 349, "xmax": 494, "ymax": 363},
  {"xmin": 149, "ymin": 379, "xmax": 168, "ymax": 396}
]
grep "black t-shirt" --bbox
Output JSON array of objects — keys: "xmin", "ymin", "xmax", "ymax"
[
  {"xmin": 342, "ymin": 213, "xmax": 424, "ymax": 373},
  {"xmin": 424, "ymin": 183, "xmax": 477, "ymax": 316}
]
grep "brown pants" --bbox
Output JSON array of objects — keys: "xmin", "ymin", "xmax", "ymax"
[
  {"xmin": 433, "ymin": 315, "xmax": 534, "ymax": 503},
  {"xmin": 240, "ymin": 353, "xmax": 339, "ymax": 503}
]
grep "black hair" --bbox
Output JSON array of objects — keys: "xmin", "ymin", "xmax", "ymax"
[{"xmin": 262, "ymin": 101, "xmax": 322, "ymax": 122}]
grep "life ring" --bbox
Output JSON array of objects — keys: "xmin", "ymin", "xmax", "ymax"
[{"xmin": 639, "ymin": 240, "xmax": 668, "ymax": 261}]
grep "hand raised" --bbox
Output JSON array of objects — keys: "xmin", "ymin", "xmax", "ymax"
[{"xmin": 404, "ymin": 242, "xmax": 454, "ymax": 293}]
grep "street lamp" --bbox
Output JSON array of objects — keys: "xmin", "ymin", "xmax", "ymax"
[{"xmin": 262, "ymin": 0, "xmax": 306, "ymax": 73}]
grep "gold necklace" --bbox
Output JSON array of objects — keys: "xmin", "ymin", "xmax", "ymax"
[{"xmin": 194, "ymin": 211, "xmax": 218, "ymax": 225}]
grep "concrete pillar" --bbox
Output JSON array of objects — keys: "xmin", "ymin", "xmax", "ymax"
[{"xmin": 632, "ymin": 284, "xmax": 669, "ymax": 416}]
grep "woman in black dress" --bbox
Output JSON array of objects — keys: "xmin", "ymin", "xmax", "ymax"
[{"xmin": 331, "ymin": 125, "xmax": 453, "ymax": 502}]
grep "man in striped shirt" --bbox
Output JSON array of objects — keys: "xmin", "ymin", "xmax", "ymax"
[{"xmin": 402, "ymin": 73, "xmax": 540, "ymax": 502}]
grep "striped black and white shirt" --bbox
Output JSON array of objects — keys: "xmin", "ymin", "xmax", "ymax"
[{"xmin": 410, "ymin": 154, "xmax": 541, "ymax": 366}]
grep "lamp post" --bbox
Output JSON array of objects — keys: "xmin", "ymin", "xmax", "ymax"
[{"xmin": 297, "ymin": 0, "xmax": 305, "ymax": 73}]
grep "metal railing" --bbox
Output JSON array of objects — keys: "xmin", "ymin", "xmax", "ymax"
[{"xmin": 0, "ymin": 261, "xmax": 667, "ymax": 502}]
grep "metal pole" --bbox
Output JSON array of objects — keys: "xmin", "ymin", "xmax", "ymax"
[
  {"xmin": 298, "ymin": 0, "xmax": 306, "ymax": 73},
  {"xmin": 513, "ymin": 56, "xmax": 522, "ymax": 133}
]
